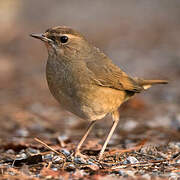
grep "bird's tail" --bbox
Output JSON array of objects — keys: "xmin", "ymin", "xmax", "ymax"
[{"xmin": 135, "ymin": 78, "xmax": 168, "ymax": 90}]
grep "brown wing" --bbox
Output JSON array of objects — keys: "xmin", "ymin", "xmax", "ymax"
[{"xmin": 85, "ymin": 48, "xmax": 143, "ymax": 92}]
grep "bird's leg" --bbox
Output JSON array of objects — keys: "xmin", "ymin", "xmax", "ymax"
[
  {"xmin": 75, "ymin": 120, "xmax": 96, "ymax": 156},
  {"xmin": 98, "ymin": 110, "xmax": 119, "ymax": 160}
]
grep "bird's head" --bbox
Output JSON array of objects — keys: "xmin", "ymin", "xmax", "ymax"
[{"xmin": 30, "ymin": 26, "xmax": 92, "ymax": 60}]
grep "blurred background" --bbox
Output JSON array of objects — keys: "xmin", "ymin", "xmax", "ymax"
[{"xmin": 0, "ymin": 0, "xmax": 180, "ymax": 144}]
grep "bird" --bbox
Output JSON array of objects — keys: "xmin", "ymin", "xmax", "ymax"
[{"xmin": 30, "ymin": 26, "xmax": 168, "ymax": 160}]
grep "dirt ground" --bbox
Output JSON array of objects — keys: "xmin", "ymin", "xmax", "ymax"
[{"xmin": 0, "ymin": 1, "xmax": 180, "ymax": 179}]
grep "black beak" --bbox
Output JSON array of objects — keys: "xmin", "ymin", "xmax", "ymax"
[
  {"xmin": 30, "ymin": 33, "xmax": 44, "ymax": 39},
  {"xmin": 30, "ymin": 33, "xmax": 52, "ymax": 43}
]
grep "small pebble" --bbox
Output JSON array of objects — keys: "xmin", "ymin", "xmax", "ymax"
[
  {"xmin": 175, "ymin": 142, "xmax": 180, "ymax": 148},
  {"xmin": 6, "ymin": 149, "xmax": 15, "ymax": 154},
  {"xmin": 16, "ymin": 153, "xmax": 27, "ymax": 159},
  {"xmin": 169, "ymin": 172, "xmax": 179, "ymax": 179},
  {"xmin": 43, "ymin": 153, "xmax": 54, "ymax": 161},
  {"xmin": 74, "ymin": 156, "xmax": 87, "ymax": 164},
  {"xmin": 52, "ymin": 155, "xmax": 64, "ymax": 163},
  {"xmin": 87, "ymin": 160, "xmax": 97, "ymax": 166},
  {"xmin": 51, "ymin": 167, "xmax": 58, "ymax": 171},
  {"xmin": 19, "ymin": 149, "xmax": 26, "ymax": 154},
  {"xmin": 122, "ymin": 160, "xmax": 129, "ymax": 165},
  {"xmin": 65, "ymin": 163, "xmax": 76, "ymax": 171},
  {"xmin": 114, "ymin": 170, "xmax": 128, "ymax": 177},
  {"xmin": 60, "ymin": 149, "xmax": 70, "ymax": 156},
  {"xmin": 169, "ymin": 142, "xmax": 180, "ymax": 149},
  {"xmin": 123, "ymin": 156, "xmax": 139, "ymax": 164},
  {"xmin": 112, "ymin": 170, "xmax": 123, "ymax": 176},
  {"xmin": 26, "ymin": 148, "xmax": 39, "ymax": 154}
]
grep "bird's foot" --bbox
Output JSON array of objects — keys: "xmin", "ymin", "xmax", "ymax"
[
  {"xmin": 73, "ymin": 150, "xmax": 89, "ymax": 160},
  {"xmin": 98, "ymin": 152, "xmax": 104, "ymax": 161}
]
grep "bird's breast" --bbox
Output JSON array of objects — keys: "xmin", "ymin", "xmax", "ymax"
[{"xmin": 46, "ymin": 58, "xmax": 126, "ymax": 121}]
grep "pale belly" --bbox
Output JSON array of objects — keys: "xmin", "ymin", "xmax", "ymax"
[{"xmin": 47, "ymin": 76, "xmax": 126, "ymax": 121}]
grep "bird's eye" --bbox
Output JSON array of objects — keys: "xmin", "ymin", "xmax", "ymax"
[{"xmin": 60, "ymin": 36, "xmax": 68, "ymax": 43}]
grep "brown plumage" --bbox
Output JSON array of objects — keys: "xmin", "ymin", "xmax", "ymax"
[{"xmin": 30, "ymin": 26, "xmax": 168, "ymax": 160}]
